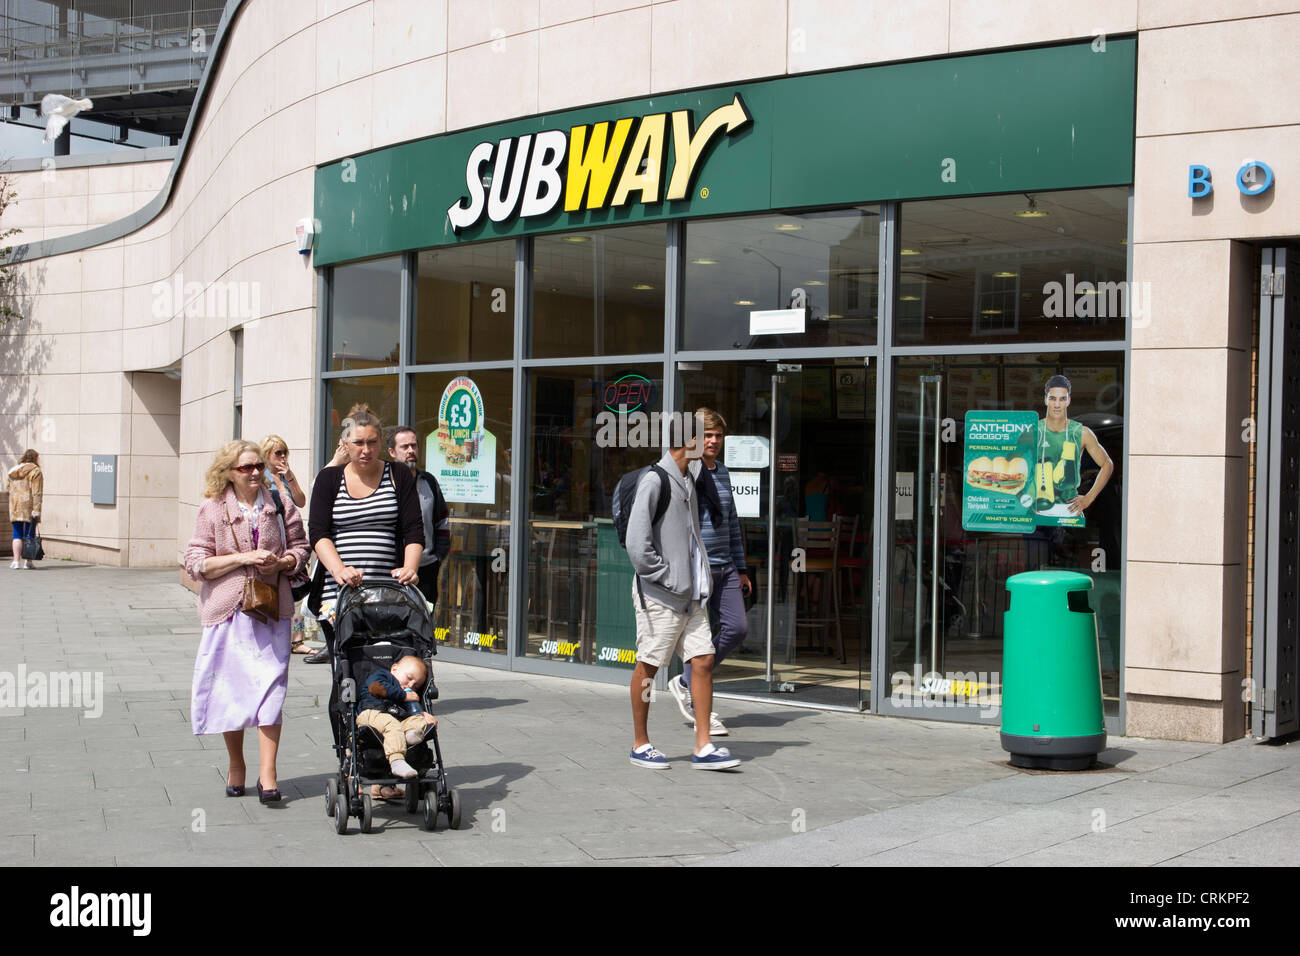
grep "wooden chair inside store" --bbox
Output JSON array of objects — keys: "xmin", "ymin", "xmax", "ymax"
[
  {"xmin": 836, "ymin": 514, "xmax": 863, "ymax": 611},
  {"xmin": 793, "ymin": 516, "xmax": 845, "ymax": 663},
  {"xmin": 445, "ymin": 525, "xmax": 473, "ymax": 636}
]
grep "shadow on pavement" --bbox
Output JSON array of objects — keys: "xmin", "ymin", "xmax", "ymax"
[{"xmin": 432, "ymin": 696, "xmax": 528, "ymax": 715}]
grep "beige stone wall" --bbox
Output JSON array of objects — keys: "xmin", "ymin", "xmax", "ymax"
[
  {"xmin": 0, "ymin": 161, "xmax": 172, "ymax": 246},
  {"xmin": 1128, "ymin": 9, "xmax": 1300, "ymax": 740},
  {"xmin": 3, "ymin": 0, "xmax": 1298, "ymax": 739}
]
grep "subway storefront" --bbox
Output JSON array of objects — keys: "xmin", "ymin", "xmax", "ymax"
[{"xmin": 312, "ymin": 39, "xmax": 1135, "ymax": 729}]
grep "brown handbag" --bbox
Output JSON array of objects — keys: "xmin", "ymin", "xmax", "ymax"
[{"xmin": 225, "ymin": 501, "xmax": 280, "ymax": 625}]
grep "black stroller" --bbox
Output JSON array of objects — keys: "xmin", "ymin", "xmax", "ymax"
[{"xmin": 324, "ymin": 580, "xmax": 461, "ymax": 834}]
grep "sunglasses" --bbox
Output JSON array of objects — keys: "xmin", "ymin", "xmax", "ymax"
[{"xmin": 233, "ymin": 463, "xmax": 265, "ymax": 474}]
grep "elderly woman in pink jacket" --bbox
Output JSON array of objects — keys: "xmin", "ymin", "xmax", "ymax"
[{"xmin": 184, "ymin": 439, "xmax": 309, "ymax": 804}]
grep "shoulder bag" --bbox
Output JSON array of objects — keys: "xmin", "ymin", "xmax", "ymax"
[
  {"xmin": 21, "ymin": 521, "xmax": 44, "ymax": 561},
  {"xmin": 225, "ymin": 501, "xmax": 279, "ymax": 625}
]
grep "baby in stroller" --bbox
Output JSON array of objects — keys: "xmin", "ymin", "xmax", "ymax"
[{"xmin": 357, "ymin": 653, "xmax": 438, "ymax": 787}]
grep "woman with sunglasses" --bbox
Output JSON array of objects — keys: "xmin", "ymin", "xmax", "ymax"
[{"xmin": 183, "ymin": 440, "xmax": 309, "ymax": 803}]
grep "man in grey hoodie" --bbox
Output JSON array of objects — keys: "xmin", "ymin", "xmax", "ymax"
[{"xmin": 625, "ymin": 420, "xmax": 740, "ymax": 771}]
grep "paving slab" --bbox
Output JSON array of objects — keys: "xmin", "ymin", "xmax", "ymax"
[{"xmin": 4, "ymin": 565, "xmax": 1300, "ymax": 867}]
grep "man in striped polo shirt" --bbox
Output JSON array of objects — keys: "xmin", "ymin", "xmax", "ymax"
[{"xmin": 669, "ymin": 407, "xmax": 752, "ymax": 737}]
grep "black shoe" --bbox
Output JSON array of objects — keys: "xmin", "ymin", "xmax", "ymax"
[
  {"xmin": 256, "ymin": 779, "xmax": 282, "ymax": 804},
  {"xmin": 303, "ymin": 648, "xmax": 330, "ymax": 663}
]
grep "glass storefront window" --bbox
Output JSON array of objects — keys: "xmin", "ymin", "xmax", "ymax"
[
  {"xmin": 888, "ymin": 352, "xmax": 1124, "ymax": 717},
  {"xmin": 410, "ymin": 371, "xmax": 514, "ymax": 655},
  {"xmin": 523, "ymin": 363, "xmax": 665, "ymax": 667},
  {"xmin": 414, "ymin": 241, "xmax": 514, "ymax": 365},
  {"xmin": 324, "ymin": 375, "xmax": 400, "ymax": 454},
  {"xmin": 682, "ymin": 208, "xmax": 880, "ymax": 351},
  {"xmin": 532, "ymin": 223, "xmax": 666, "ymax": 358},
  {"xmin": 896, "ymin": 188, "xmax": 1129, "ymax": 346},
  {"xmin": 329, "ymin": 256, "xmax": 402, "ymax": 371}
]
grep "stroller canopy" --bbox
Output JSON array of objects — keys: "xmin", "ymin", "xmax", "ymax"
[{"xmin": 334, "ymin": 581, "xmax": 437, "ymax": 660}]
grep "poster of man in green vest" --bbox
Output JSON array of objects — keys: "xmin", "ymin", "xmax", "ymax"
[{"xmin": 1030, "ymin": 374, "xmax": 1114, "ymax": 528}]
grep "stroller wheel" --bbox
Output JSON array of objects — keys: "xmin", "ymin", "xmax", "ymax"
[
  {"xmin": 360, "ymin": 792, "xmax": 374, "ymax": 834},
  {"xmin": 447, "ymin": 787, "xmax": 462, "ymax": 830},
  {"xmin": 404, "ymin": 779, "xmax": 420, "ymax": 814},
  {"xmin": 422, "ymin": 794, "xmax": 437, "ymax": 831},
  {"xmin": 326, "ymin": 778, "xmax": 337, "ymax": 817},
  {"xmin": 333, "ymin": 792, "xmax": 349, "ymax": 835}
]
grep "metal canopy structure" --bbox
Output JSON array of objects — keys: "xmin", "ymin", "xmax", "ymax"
[{"xmin": 0, "ymin": 0, "xmax": 219, "ymax": 139}]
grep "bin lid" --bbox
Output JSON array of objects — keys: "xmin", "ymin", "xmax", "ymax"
[{"xmin": 1005, "ymin": 570, "xmax": 1094, "ymax": 592}]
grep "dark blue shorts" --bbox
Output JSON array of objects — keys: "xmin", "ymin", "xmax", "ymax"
[{"xmin": 12, "ymin": 521, "xmax": 35, "ymax": 539}]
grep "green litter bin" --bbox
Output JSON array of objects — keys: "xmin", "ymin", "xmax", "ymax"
[{"xmin": 1000, "ymin": 570, "xmax": 1106, "ymax": 771}]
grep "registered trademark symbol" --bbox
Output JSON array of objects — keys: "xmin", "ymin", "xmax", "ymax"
[{"xmin": 699, "ymin": 186, "xmax": 710, "ymax": 198}]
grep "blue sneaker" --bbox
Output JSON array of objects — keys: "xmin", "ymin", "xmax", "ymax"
[
  {"xmin": 629, "ymin": 744, "xmax": 670, "ymax": 769},
  {"xmin": 691, "ymin": 744, "xmax": 740, "ymax": 770}
]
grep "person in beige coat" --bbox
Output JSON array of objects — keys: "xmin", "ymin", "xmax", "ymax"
[{"xmin": 7, "ymin": 449, "xmax": 43, "ymax": 570}]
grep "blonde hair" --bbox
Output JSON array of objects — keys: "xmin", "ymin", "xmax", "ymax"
[
  {"xmin": 695, "ymin": 407, "xmax": 727, "ymax": 433},
  {"xmin": 260, "ymin": 434, "xmax": 289, "ymax": 460},
  {"xmin": 341, "ymin": 403, "xmax": 383, "ymax": 440},
  {"xmin": 203, "ymin": 440, "xmax": 263, "ymax": 498}
]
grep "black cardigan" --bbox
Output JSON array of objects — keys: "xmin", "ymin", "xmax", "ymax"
[{"xmin": 306, "ymin": 462, "xmax": 426, "ymax": 612}]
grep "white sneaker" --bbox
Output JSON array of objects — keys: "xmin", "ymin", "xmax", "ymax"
[
  {"xmin": 23, "ymin": 560, "xmax": 33, "ymax": 570},
  {"xmin": 8, "ymin": 560, "xmax": 18, "ymax": 570},
  {"xmin": 693, "ymin": 712, "xmax": 728, "ymax": 737},
  {"xmin": 667, "ymin": 674, "xmax": 693, "ymax": 723}
]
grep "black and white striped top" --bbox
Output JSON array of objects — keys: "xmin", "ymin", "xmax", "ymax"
[{"xmin": 320, "ymin": 463, "xmax": 399, "ymax": 606}]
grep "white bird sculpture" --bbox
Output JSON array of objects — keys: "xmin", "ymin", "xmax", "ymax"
[{"xmin": 41, "ymin": 93, "xmax": 94, "ymax": 143}]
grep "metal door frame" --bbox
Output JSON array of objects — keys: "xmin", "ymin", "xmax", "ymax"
[{"xmin": 1252, "ymin": 246, "xmax": 1300, "ymax": 738}]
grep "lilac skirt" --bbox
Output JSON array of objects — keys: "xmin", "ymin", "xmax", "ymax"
[{"xmin": 191, "ymin": 611, "xmax": 290, "ymax": 735}]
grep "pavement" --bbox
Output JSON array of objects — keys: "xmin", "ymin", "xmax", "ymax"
[{"xmin": 1, "ymin": 563, "xmax": 1298, "ymax": 867}]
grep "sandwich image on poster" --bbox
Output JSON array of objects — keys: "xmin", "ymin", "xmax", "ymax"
[
  {"xmin": 961, "ymin": 410, "xmax": 1038, "ymax": 533},
  {"xmin": 425, "ymin": 376, "xmax": 496, "ymax": 505}
]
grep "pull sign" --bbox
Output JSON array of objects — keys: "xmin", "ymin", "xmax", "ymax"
[{"xmin": 777, "ymin": 363, "xmax": 802, "ymax": 372}]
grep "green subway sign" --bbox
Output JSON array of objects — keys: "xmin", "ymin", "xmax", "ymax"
[{"xmin": 314, "ymin": 38, "xmax": 1135, "ymax": 265}]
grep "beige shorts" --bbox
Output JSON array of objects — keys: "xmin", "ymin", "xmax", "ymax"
[{"xmin": 632, "ymin": 583, "xmax": 714, "ymax": 669}]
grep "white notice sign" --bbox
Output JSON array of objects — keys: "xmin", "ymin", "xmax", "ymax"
[
  {"xmin": 896, "ymin": 472, "xmax": 914, "ymax": 521},
  {"xmin": 730, "ymin": 471, "xmax": 762, "ymax": 518},
  {"xmin": 724, "ymin": 435, "xmax": 770, "ymax": 469},
  {"xmin": 749, "ymin": 308, "xmax": 806, "ymax": 336}
]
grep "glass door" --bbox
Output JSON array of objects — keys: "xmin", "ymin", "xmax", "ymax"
[{"xmin": 677, "ymin": 358, "xmax": 875, "ymax": 708}]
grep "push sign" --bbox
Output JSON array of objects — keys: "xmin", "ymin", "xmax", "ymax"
[{"xmin": 730, "ymin": 471, "xmax": 761, "ymax": 518}]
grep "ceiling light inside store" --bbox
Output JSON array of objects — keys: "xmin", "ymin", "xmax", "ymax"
[
  {"xmin": 735, "ymin": 299, "xmax": 757, "ymax": 306},
  {"xmin": 981, "ymin": 309, "xmax": 1003, "ymax": 315},
  {"xmin": 826, "ymin": 313, "xmax": 843, "ymax": 319},
  {"xmin": 993, "ymin": 271, "xmax": 1017, "ymax": 278},
  {"xmin": 561, "ymin": 235, "xmax": 590, "ymax": 243},
  {"xmin": 691, "ymin": 258, "xmax": 718, "ymax": 265},
  {"xmin": 773, "ymin": 223, "xmax": 803, "ymax": 231},
  {"xmin": 900, "ymin": 295, "xmax": 920, "ymax": 301},
  {"xmin": 632, "ymin": 283, "xmax": 655, "ymax": 290},
  {"xmin": 805, "ymin": 280, "xmax": 825, "ymax": 286},
  {"xmin": 901, "ymin": 248, "xmax": 922, "ymax": 255}
]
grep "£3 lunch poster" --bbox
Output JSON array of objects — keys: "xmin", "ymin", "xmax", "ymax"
[
  {"xmin": 962, "ymin": 410, "xmax": 1088, "ymax": 532},
  {"xmin": 426, "ymin": 376, "xmax": 497, "ymax": 505}
]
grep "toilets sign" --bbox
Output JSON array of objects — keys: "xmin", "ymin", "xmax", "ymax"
[{"xmin": 90, "ymin": 455, "xmax": 116, "ymax": 505}]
